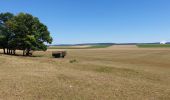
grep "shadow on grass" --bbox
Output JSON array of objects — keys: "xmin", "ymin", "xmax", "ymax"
[{"xmin": 0, "ymin": 52, "xmax": 44, "ymax": 58}]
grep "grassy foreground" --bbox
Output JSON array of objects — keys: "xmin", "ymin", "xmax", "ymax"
[
  {"xmin": 137, "ymin": 44, "xmax": 170, "ymax": 48},
  {"xmin": 0, "ymin": 49, "xmax": 170, "ymax": 99}
]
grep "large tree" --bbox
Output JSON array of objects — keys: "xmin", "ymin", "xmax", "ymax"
[
  {"xmin": 7, "ymin": 13, "xmax": 53, "ymax": 56},
  {"xmin": 0, "ymin": 12, "xmax": 53, "ymax": 56}
]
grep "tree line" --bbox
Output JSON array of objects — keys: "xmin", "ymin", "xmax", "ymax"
[{"xmin": 0, "ymin": 12, "xmax": 52, "ymax": 56}]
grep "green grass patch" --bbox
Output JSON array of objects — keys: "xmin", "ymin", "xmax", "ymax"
[
  {"xmin": 48, "ymin": 46, "xmax": 84, "ymax": 49},
  {"xmin": 137, "ymin": 44, "xmax": 170, "ymax": 48},
  {"xmin": 86, "ymin": 45, "xmax": 112, "ymax": 49},
  {"xmin": 48, "ymin": 45, "xmax": 113, "ymax": 49}
]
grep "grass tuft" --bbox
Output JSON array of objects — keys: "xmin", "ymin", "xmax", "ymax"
[{"xmin": 69, "ymin": 59, "xmax": 77, "ymax": 63}]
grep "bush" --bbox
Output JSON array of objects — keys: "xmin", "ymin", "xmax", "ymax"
[{"xmin": 69, "ymin": 59, "xmax": 77, "ymax": 63}]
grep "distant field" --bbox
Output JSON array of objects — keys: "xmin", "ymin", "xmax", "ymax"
[
  {"xmin": 137, "ymin": 44, "xmax": 170, "ymax": 48},
  {"xmin": 0, "ymin": 47, "xmax": 170, "ymax": 99},
  {"xmin": 48, "ymin": 45, "xmax": 112, "ymax": 49}
]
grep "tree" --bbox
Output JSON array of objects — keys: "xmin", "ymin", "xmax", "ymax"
[
  {"xmin": 6, "ymin": 13, "xmax": 52, "ymax": 56},
  {"xmin": 0, "ymin": 12, "xmax": 14, "ymax": 54}
]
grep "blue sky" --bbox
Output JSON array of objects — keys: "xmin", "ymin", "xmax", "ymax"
[{"xmin": 1, "ymin": 0, "xmax": 170, "ymax": 44}]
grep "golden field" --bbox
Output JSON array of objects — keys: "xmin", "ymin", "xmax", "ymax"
[{"xmin": 0, "ymin": 45, "xmax": 170, "ymax": 100}]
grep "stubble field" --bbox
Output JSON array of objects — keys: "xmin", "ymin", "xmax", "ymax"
[{"xmin": 0, "ymin": 45, "xmax": 170, "ymax": 100}]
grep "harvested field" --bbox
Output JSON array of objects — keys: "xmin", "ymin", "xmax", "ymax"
[
  {"xmin": 106, "ymin": 45, "xmax": 138, "ymax": 50},
  {"xmin": 0, "ymin": 47, "xmax": 170, "ymax": 100}
]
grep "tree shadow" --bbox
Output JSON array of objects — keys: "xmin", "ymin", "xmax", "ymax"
[{"xmin": 0, "ymin": 52, "xmax": 44, "ymax": 58}]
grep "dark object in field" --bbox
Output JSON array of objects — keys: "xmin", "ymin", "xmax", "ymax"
[{"xmin": 52, "ymin": 51, "xmax": 67, "ymax": 58}]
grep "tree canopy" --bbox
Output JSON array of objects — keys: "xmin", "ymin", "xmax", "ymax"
[{"xmin": 0, "ymin": 12, "xmax": 52, "ymax": 56}]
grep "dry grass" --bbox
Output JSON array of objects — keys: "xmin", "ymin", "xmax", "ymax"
[{"xmin": 0, "ymin": 47, "xmax": 170, "ymax": 100}]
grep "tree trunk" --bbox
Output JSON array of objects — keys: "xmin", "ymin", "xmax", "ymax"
[
  {"xmin": 23, "ymin": 50, "xmax": 25, "ymax": 56},
  {"xmin": 13, "ymin": 50, "xmax": 16, "ymax": 55},
  {"xmin": 11, "ymin": 50, "xmax": 13, "ymax": 55},
  {"xmin": 9, "ymin": 49, "xmax": 12, "ymax": 55},
  {"xmin": 8, "ymin": 49, "xmax": 10, "ymax": 54},
  {"xmin": 7, "ymin": 49, "xmax": 9, "ymax": 54},
  {"xmin": 3, "ymin": 48, "xmax": 6, "ymax": 54}
]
